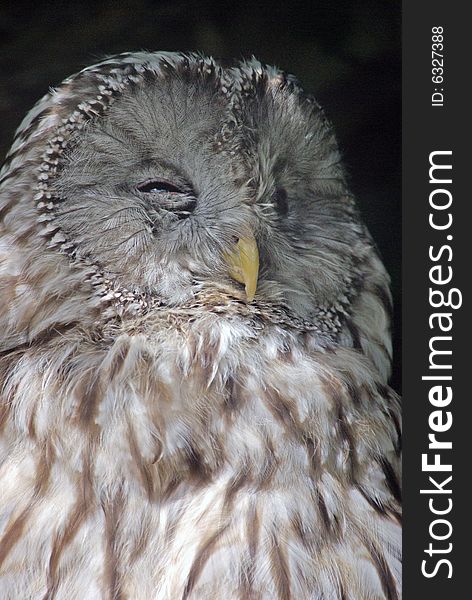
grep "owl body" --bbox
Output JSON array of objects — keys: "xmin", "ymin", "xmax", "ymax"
[{"xmin": 0, "ymin": 52, "xmax": 400, "ymax": 599}]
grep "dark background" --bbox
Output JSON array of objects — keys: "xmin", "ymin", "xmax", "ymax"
[
  {"xmin": 403, "ymin": 4, "xmax": 467, "ymax": 595},
  {"xmin": 0, "ymin": 0, "xmax": 401, "ymax": 391}
]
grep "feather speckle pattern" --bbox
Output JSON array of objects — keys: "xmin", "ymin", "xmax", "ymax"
[{"xmin": 0, "ymin": 52, "xmax": 400, "ymax": 599}]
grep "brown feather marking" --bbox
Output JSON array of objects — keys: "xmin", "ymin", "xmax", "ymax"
[
  {"xmin": 390, "ymin": 509, "xmax": 403, "ymax": 526},
  {"xmin": 247, "ymin": 499, "xmax": 261, "ymax": 566},
  {"xmin": 345, "ymin": 318, "xmax": 362, "ymax": 350},
  {"xmin": 129, "ymin": 523, "xmax": 151, "ymax": 565},
  {"xmin": 46, "ymin": 452, "xmax": 94, "ymax": 597},
  {"xmin": 162, "ymin": 475, "xmax": 183, "ymax": 500},
  {"xmin": 322, "ymin": 377, "xmax": 358, "ymax": 481},
  {"xmin": 373, "ymin": 283, "xmax": 393, "ymax": 317},
  {"xmin": 143, "ymin": 364, "xmax": 170, "ymax": 407},
  {"xmin": 0, "ymin": 506, "xmax": 31, "ymax": 569},
  {"xmin": 182, "ymin": 525, "xmax": 229, "ymax": 600},
  {"xmin": 0, "ymin": 160, "xmax": 41, "ymax": 186},
  {"xmin": 75, "ymin": 368, "xmax": 104, "ymax": 429},
  {"xmin": 0, "ymin": 198, "xmax": 15, "ymax": 221},
  {"xmin": 34, "ymin": 439, "xmax": 55, "ymax": 497},
  {"xmin": 13, "ymin": 225, "xmax": 40, "ymax": 248},
  {"xmin": 316, "ymin": 489, "xmax": 331, "ymax": 533},
  {"xmin": 379, "ymin": 457, "xmax": 402, "ymax": 504},
  {"xmin": 388, "ymin": 407, "xmax": 402, "ymax": 456},
  {"xmin": 303, "ymin": 435, "xmax": 321, "ymax": 480},
  {"xmin": 255, "ymin": 435, "xmax": 279, "ymax": 491},
  {"xmin": 262, "ymin": 387, "xmax": 301, "ymax": 439},
  {"xmin": 239, "ymin": 501, "xmax": 261, "ymax": 599},
  {"xmin": 375, "ymin": 382, "xmax": 391, "ymax": 401},
  {"xmin": 127, "ymin": 421, "xmax": 155, "ymax": 500},
  {"xmin": 137, "ymin": 354, "xmax": 171, "ymax": 439},
  {"xmin": 223, "ymin": 468, "xmax": 251, "ymax": 510},
  {"xmin": 291, "ymin": 511, "xmax": 310, "ymax": 549},
  {"xmin": 28, "ymin": 402, "xmax": 37, "ymax": 439},
  {"xmin": 188, "ymin": 330, "xmax": 220, "ymax": 389},
  {"xmin": 373, "ymin": 341, "xmax": 392, "ymax": 364},
  {"xmin": 0, "ymin": 398, "xmax": 10, "ymax": 435},
  {"xmin": 357, "ymin": 485, "xmax": 389, "ymax": 517},
  {"xmin": 102, "ymin": 492, "xmax": 126, "ymax": 600},
  {"xmin": 269, "ymin": 533, "xmax": 291, "ymax": 600},
  {"xmin": 366, "ymin": 540, "xmax": 399, "ymax": 600},
  {"xmin": 0, "ymin": 353, "xmax": 19, "ymax": 434},
  {"xmin": 277, "ymin": 340, "xmax": 295, "ymax": 363},
  {"xmin": 357, "ymin": 486, "xmax": 402, "ymax": 526},
  {"xmin": 337, "ymin": 406, "xmax": 358, "ymax": 481},
  {"xmin": 185, "ymin": 439, "xmax": 212, "ymax": 483},
  {"xmin": 0, "ymin": 275, "xmax": 20, "ymax": 316},
  {"xmin": 13, "ymin": 108, "xmax": 53, "ymax": 143},
  {"xmin": 223, "ymin": 376, "xmax": 241, "ymax": 422},
  {"xmin": 0, "ymin": 444, "xmax": 55, "ymax": 570},
  {"xmin": 344, "ymin": 374, "xmax": 362, "ymax": 406},
  {"xmin": 108, "ymin": 339, "xmax": 131, "ymax": 381}
]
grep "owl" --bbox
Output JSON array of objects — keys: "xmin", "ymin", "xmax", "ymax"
[{"xmin": 0, "ymin": 52, "xmax": 401, "ymax": 599}]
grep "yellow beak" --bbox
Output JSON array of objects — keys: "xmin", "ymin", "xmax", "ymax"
[{"xmin": 224, "ymin": 235, "xmax": 259, "ymax": 302}]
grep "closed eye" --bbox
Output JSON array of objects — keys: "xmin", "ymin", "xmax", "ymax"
[
  {"xmin": 137, "ymin": 178, "xmax": 197, "ymax": 221},
  {"xmin": 137, "ymin": 179, "xmax": 187, "ymax": 194}
]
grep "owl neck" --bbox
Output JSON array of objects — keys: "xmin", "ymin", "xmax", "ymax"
[{"xmin": 1, "ymin": 305, "xmax": 399, "ymax": 505}]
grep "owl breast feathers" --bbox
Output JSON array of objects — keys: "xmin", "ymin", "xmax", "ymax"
[{"xmin": 0, "ymin": 52, "xmax": 401, "ymax": 599}]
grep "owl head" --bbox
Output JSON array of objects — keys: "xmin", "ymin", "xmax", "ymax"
[{"xmin": 0, "ymin": 52, "xmax": 391, "ymax": 377}]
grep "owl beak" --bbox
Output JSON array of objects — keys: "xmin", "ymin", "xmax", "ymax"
[{"xmin": 224, "ymin": 235, "xmax": 259, "ymax": 302}]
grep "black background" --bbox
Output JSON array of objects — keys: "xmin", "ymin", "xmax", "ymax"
[{"xmin": 0, "ymin": 0, "xmax": 401, "ymax": 391}]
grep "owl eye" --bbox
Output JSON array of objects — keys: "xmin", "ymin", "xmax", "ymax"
[
  {"xmin": 137, "ymin": 179, "xmax": 186, "ymax": 194},
  {"xmin": 137, "ymin": 178, "xmax": 197, "ymax": 220},
  {"xmin": 273, "ymin": 187, "xmax": 289, "ymax": 216}
]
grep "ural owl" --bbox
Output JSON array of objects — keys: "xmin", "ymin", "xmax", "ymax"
[{"xmin": 0, "ymin": 52, "xmax": 401, "ymax": 599}]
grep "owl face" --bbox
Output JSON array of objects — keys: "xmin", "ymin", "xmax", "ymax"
[{"xmin": 43, "ymin": 55, "xmax": 365, "ymax": 317}]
